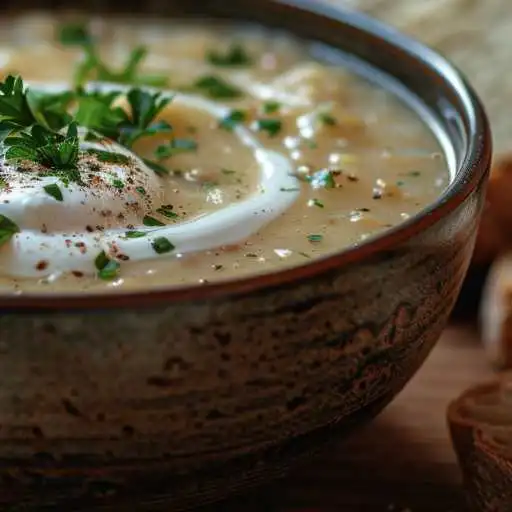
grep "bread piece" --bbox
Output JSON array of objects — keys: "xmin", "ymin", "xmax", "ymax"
[
  {"xmin": 447, "ymin": 376, "xmax": 512, "ymax": 512},
  {"xmin": 472, "ymin": 155, "xmax": 512, "ymax": 267},
  {"xmin": 480, "ymin": 253, "xmax": 512, "ymax": 368}
]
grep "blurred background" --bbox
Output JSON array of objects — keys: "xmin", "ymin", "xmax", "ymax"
[{"xmin": 346, "ymin": 0, "xmax": 510, "ymax": 154}]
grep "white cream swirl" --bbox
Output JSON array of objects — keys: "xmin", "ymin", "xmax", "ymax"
[{"xmin": 0, "ymin": 83, "xmax": 300, "ymax": 279}]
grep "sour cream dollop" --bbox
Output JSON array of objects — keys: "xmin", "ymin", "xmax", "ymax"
[{"xmin": 0, "ymin": 83, "xmax": 300, "ymax": 279}]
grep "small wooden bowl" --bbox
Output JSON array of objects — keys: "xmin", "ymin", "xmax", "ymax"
[{"xmin": 448, "ymin": 377, "xmax": 512, "ymax": 511}]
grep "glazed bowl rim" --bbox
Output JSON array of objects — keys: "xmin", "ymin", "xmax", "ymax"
[{"xmin": 0, "ymin": 0, "xmax": 491, "ymax": 311}]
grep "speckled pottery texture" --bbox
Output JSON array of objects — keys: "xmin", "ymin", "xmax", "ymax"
[{"xmin": 0, "ymin": 0, "xmax": 492, "ymax": 510}]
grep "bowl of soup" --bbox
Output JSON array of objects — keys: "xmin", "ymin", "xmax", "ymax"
[{"xmin": 0, "ymin": 0, "xmax": 490, "ymax": 509}]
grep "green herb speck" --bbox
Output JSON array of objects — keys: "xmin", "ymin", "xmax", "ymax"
[
  {"xmin": 43, "ymin": 183, "xmax": 64, "ymax": 201},
  {"xmin": 152, "ymin": 236, "xmax": 175, "ymax": 254}
]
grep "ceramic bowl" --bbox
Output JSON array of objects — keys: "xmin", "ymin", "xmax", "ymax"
[{"xmin": 0, "ymin": 0, "xmax": 491, "ymax": 510}]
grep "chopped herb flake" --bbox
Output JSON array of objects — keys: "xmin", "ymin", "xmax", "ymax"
[
  {"xmin": 207, "ymin": 44, "xmax": 252, "ymax": 67},
  {"xmin": 155, "ymin": 138, "xmax": 198, "ymax": 159},
  {"xmin": 124, "ymin": 230, "xmax": 146, "ymax": 239},
  {"xmin": 318, "ymin": 112, "xmax": 337, "ymax": 126},
  {"xmin": 280, "ymin": 187, "xmax": 300, "ymax": 192},
  {"xmin": 86, "ymin": 149, "xmax": 130, "ymax": 165},
  {"xmin": 57, "ymin": 22, "xmax": 92, "ymax": 47},
  {"xmin": 98, "ymin": 259, "xmax": 121, "ymax": 280},
  {"xmin": 152, "ymin": 236, "xmax": 175, "ymax": 254},
  {"xmin": 43, "ymin": 183, "xmax": 64, "ymax": 201},
  {"xmin": 193, "ymin": 75, "xmax": 242, "ymax": 100},
  {"xmin": 143, "ymin": 215, "xmax": 165, "ymax": 227},
  {"xmin": 221, "ymin": 168, "xmax": 236, "ymax": 175},
  {"xmin": 219, "ymin": 109, "xmax": 247, "ymax": 131},
  {"xmin": 156, "ymin": 204, "xmax": 178, "ymax": 219},
  {"xmin": 255, "ymin": 118, "xmax": 282, "ymax": 137},
  {"xmin": 307, "ymin": 234, "xmax": 323, "ymax": 243},
  {"xmin": 308, "ymin": 198, "xmax": 324, "ymax": 208},
  {"xmin": 0, "ymin": 214, "xmax": 19, "ymax": 246},
  {"xmin": 262, "ymin": 101, "xmax": 281, "ymax": 114},
  {"xmin": 310, "ymin": 169, "xmax": 337, "ymax": 189}
]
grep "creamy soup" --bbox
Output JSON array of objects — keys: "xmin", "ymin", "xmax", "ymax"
[{"xmin": 0, "ymin": 13, "xmax": 450, "ymax": 293}]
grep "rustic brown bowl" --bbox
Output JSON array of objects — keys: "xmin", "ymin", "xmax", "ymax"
[{"xmin": 0, "ymin": 0, "xmax": 491, "ymax": 510}]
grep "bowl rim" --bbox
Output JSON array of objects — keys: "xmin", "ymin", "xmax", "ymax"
[{"xmin": 0, "ymin": 0, "xmax": 492, "ymax": 311}]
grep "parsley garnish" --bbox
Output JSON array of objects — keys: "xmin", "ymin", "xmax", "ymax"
[
  {"xmin": 57, "ymin": 22, "xmax": 93, "ymax": 46},
  {"xmin": 193, "ymin": 75, "xmax": 242, "ymax": 100},
  {"xmin": 143, "ymin": 215, "xmax": 165, "ymax": 227},
  {"xmin": 94, "ymin": 250, "xmax": 121, "ymax": 280},
  {"xmin": 5, "ymin": 122, "xmax": 80, "ymax": 177},
  {"xmin": 262, "ymin": 101, "xmax": 281, "ymax": 114},
  {"xmin": 0, "ymin": 215, "xmax": 20, "ymax": 246},
  {"xmin": 310, "ymin": 169, "xmax": 336, "ymax": 189},
  {"xmin": 142, "ymin": 158, "xmax": 169, "ymax": 177},
  {"xmin": 318, "ymin": 113, "xmax": 337, "ymax": 126},
  {"xmin": 156, "ymin": 204, "xmax": 178, "ymax": 219},
  {"xmin": 154, "ymin": 139, "xmax": 197, "ymax": 159},
  {"xmin": 221, "ymin": 168, "xmax": 236, "ymax": 175},
  {"xmin": 255, "ymin": 119, "xmax": 282, "ymax": 137},
  {"xmin": 124, "ymin": 230, "xmax": 147, "ymax": 239},
  {"xmin": 307, "ymin": 234, "xmax": 323, "ymax": 243},
  {"xmin": 43, "ymin": 183, "xmax": 64, "ymax": 201},
  {"xmin": 308, "ymin": 198, "xmax": 324, "ymax": 208},
  {"xmin": 57, "ymin": 23, "xmax": 168, "ymax": 88},
  {"xmin": 151, "ymin": 236, "xmax": 175, "ymax": 254},
  {"xmin": 219, "ymin": 109, "xmax": 247, "ymax": 131},
  {"xmin": 86, "ymin": 149, "xmax": 130, "ymax": 165},
  {"xmin": 207, "ymin": 44, "xmax": 252, "ymax": 67},
  {"xmin": 0, "ymin": 75, "xmax": 37, "ymax": 130}
]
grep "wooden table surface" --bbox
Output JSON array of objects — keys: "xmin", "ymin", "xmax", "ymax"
[{"xmin": 206, "ymin": 321, "xmax": 494, "ymax": 512}]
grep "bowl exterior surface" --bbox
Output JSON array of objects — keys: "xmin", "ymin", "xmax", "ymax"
[{"xmin": 0, "ymin": 181, "xmax": 484, "ymax": 509}]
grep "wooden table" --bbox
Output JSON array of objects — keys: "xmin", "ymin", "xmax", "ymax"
[{"xmin": 207, "ymin": 322, "xmax": 493, "ymax": 511}]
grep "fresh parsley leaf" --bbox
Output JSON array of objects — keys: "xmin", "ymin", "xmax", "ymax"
[
  {"xmin": 263, "ymin": 101, "xmax": 281, "ymax": 114},
  {"xmin": 73, "ymin": 42, "xmax": 168, "ymax": 88},
  {"xmin": 94, "ymin": 250, "xmax": 121, "ymax": 280},
  {"xmin": 308, "ymin": 198, "xmax": 324, "ymax": 208},
  {"xmin": 124, "ymin": 230, "xmax": 147, "ymax": 238},
  {"xmin": 118, "ymin": 89, "xmax": 173, "ymax": 147},
  {"xmin": 57, "ymin": 22, "xmax": 92, "ymax": 46},
  {"xmin": 86, "ymin": 148, "xmax": 130, "ymax": 165},
  {"xmin": 142, "ymin": 158, "xmax": 169, "ymax": 177},
  {"xmin": 75, "ymin": 93, "xmax": 127, "ymax": 139},
  {"xmin": 5, "ymin": 122, "xmax": 80, "ymax": 173},
  {"xmin": 0, "ymin": 75, "xmax": 36, "ymax": 129},
  {"xmin": 193, "ymin": 75, "xmax": 242, "ymax": 100},
  {"xmin": 156, "ymin": 204, "xmax": 178, "ymax": 219},
  {"xmin": 26, "ymin": 89, "xmax": 74, "ymax": 131},
  {"xmin": 151, "ymin": 236, "xmax": 175, "ymax": 254},
  {"xmin": 154, "ymin": 138, "xmax": 197, "ymax": 159},
  {"xmin": 310, "ymin": 169, "xmax": 336, "ymax": 189},
  {"xmin": 207, "ymin": 44, "xmax": 252, "ymax": 67},
  {"xmin": 255, "ymin": 118, "xmax": 282, "ymax": 137},
  {"xmin": 219, "ymin": 109, "xmax": 247, "ymax": 131},
  {"xmin": 143, "ymin": 215, "xmax": 165, "ymax": 227},
  {"xmin": 307, "ymin": 234, "xmax": 323, "ymax": 243},
  {"xmin": 0, "ymin": 214, "xmax": 20, "ymax": 246},
  {"xmin": 318, "ymin": 112, "xmax": 337, "ymax": 126},
  {"xmin": 43, "ymin": 183, "xmax": 64, "ymax": 201}
]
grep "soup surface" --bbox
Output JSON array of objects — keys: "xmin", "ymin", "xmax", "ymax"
[{"xmin": 0, "ymin": 13, "xmax": 449, "ymax": 293}]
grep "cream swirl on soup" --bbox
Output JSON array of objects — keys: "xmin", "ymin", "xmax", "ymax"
[{"xmin": 0, "ymin": 15, "xmax": 450, "ymax": 292}]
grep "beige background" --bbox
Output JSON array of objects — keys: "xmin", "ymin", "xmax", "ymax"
[{"xmin": 338, "ymin": 0, "xmax": 510, "ymax": 154}]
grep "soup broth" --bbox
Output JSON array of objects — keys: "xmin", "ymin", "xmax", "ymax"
[{"xmin": 0, "ymin": 13, "xmax": 450, "ymax": 293}]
